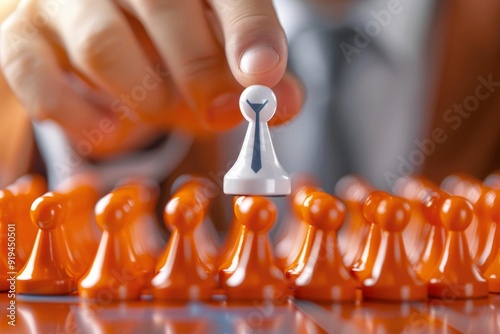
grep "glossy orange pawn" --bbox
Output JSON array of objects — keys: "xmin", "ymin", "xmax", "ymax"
[
  {"xmin": 393, "ymin": 175, "xmax": 438, "ymax": 265},
  {"xmin": 78, "ymin": 193, "xmax": 145, "ymax": 300},
  {"xmin": 290, "ymin": 192, "xmax": 356, "ymax": 302},
  {"xmin": 362, "ymin": 192, "xmax": 426, "ymax": 301},
  {"xmin": 221, "ymin": 196, "xmax": 287, "ymax": 301},
  {"xmin": 32, "ymin": 175, "xmax": 102, "ymax": 279},
  {"xmin": 481, "ymin": 190, "xmax": 500, "ymax": 292},
  {"xmin": 350, "ymin": 192, "xmax": 385, "ymax": 284},
  {"xmin": 414, "ymin": 192, "xmax": 447, "ymax": 282},
  {"xmin": 0, "ymin": 174, "xmax": 47, "ymax": 273},
  {"xmin": 17, "ymin": 196, "xmax": 75, "ymax": 295},
  {"xmin": 151, "ymin": 193, "xmax": 215, "ymax": 300},
  {"xmin": 274, "ymin": 184, "xmax": 320, "ymax": 270},
  {"xmin": 428, "ymin": 196, "xmax": 488, "ymax": 299},
  {"xmin": 475, "ymin": 189, "xmax": 500, "ymax": 272},
  {"xmin": 172, "ymin": 176, "xmax": 219, "ymax": 273},
  {"xmin": 334, "ymin": 175, "xmax": 373, "ymax": 268}
]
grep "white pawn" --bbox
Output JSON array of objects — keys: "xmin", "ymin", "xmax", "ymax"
[{"xmin": 224, "ymin": 85, "xmax": 291, "ymax": 196}]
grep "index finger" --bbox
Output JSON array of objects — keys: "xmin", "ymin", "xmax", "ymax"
[{"xmin": 208, "ymin": 0, "xmax": 288, "ymax": 88}]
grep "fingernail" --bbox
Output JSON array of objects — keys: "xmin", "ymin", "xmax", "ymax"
[
  {"xmin": 240, "ymin": 44, "xmax": 280, "ymax": 74},
  {"xmin": 205, "ymin": 93, "xmax": 242, "ymax": 130}
]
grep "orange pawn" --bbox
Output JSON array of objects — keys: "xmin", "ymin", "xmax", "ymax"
[
  {"xmin": 414, "ymin": 192, "xmax": 446, "ymax": 282},
  {"xmin": 221, "ymin": 196, "xmax": 287, "ymax": 301},
  {"xmin": 393, "ymin": 175, "xmax": 438, "ymax": 265},
  {"xmin": 78, "ymin": 193, "xmax": 145, "ymax": 300},
  {"xmin": 481, "ymin": 190, "xmax": 500, "ymax": 292},
  {"xmin": 362, "ymin": 192, "xmax": 426, "ymax": 301},
  {"xmin": 17, "ymin": 196, "xmax": 75, "ymax": 295},
  {"xmin": 37, "ymin": 175, "xmax": 101, "ymax": 279},
  {"xmin": 428, "ymin": 196, "xmax": 488, "ymax": 299},
  {"xmin": 334, "ymin": 175, "xmax": 373, "ymax": 268},
  {"xmin": 172, "ymin": 176, "xmax": 219, "ymax": 273},
  {"xmin": 350, "ymin": 192, "xmax": 385, "ymax": 284},
  {"xmin": 475, "ymin": 189, "xmax": 500, "ymax": 271},
  {"xmin": 0, "ymin": 174, "xmax": 47, "ymax": 271},
  {"xmin": 290, "ymin": 192, "xmax": 356, "ymax": 302},
  {"xmin": 275, "ymin": 184, "xmax": 321, "ymax": 270},
  {"xmin": 151, "ymin": 192, "xmax": 215, "ymax": 300}
]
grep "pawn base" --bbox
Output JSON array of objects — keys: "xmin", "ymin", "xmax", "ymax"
[
  {"xmin": 224, "ymin": 176, "xmax": 291, "ymax": 196},
  {"xmin": 17, "ymin": 277, "xmax": 75, "ymax": 295},
  {"xmin": 294, "ymin": 283, "xmax": 357, "ymax": 302},
  {"xmin": 428, "ymin": 280, "xmax": 488, "ymax": 299},
  {"xmin": 363, "ymin": 283, "xmax": 427, "ymax": 302}
]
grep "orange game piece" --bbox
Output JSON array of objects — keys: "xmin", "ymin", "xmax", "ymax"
[
  {"xmin": 482, "ymin": 190, "xmax": 500, "ymax": 292},
  {"xmin": 393, "ymin": 175, "xmax": 439, "ymax": 265},
  {"xmin": 112, "ymin": 179, "xmax": 164, "ymax": 281},
  {"xmin": 151, "ymin": 192, "xmax": 215, "ymax": 300},
  {"xmin": 350, "ymin": 192, "xmax": 386, "ymax": 284},
  {"xmin": 428, "ymin": 196, "xmax": 488, "ymax": 299},
  {"xmin": 33, "ymin": 176, "xmax": 101, "ymax": 279},
  {"xmin": 274, "ymin": 184, "xmax": 321, "ymax": 270},
  {"xmin": 171, "ymin": 176, "xmax": 219, "ymax": 273},
  {"xmin": 274, "ymin": 174, "xmax": 320, "ymax": 265},
  {"xmin": 289, "ymin": 191, "xmax": 356, "ymax": 302},
  {"xmin": 413, "ymin": 191, "xmax": 447, "ymax": 282},
  {"xmin": 334, "ymin": 175, "xmax": 373, "ymax": 268},
  {"xmin": 475, "ymin": 189, "xmax": 500, "ymax": 271},
  {"xmin": 441, "ymin": 174, "xmax": 488, "ymax": 259},
  {"xmin": 361, "ymin": 192, "xmax": 426, "ymax": 301},
  {"xmin": 78, "ymin": 192, "xmax": 146, "ymax": 300},
  {"xmin": 0, "ymin": 174, "xmax": 47, "ymax": 271},
  {"xmin": 17, "ymin": 195, "xmax": 75, "ymax": 295},
  {"xmin": 221, "ymin": 196, "xmax": 287, "ymax": 301},
  {"xmin": 218, "ymin": 197, "xmax": 243, "ymax": 277}
]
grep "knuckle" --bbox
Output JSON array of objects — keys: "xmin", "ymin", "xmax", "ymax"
[
  {"xmin": 71, "ymin": 19, "xmax": 128, "ymax": 71},
  {"xmin": 0, "ymin": 43, "xmax": 40, "ymax": 87},
  {"xmin": 178, "ymin": 54, "xmax": 225, "ymax": 83},
  {"xmin": 227, "ymin": 8, "xmax": 273, "ymax": 32},
  {"xmin": 132, "ymin": 0, "xmax": 176, "ymax": 12}
]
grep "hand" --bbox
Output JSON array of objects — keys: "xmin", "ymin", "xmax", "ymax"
[{"xmin": 0, "ymin": 0, "xmax": 303, "ymax": 158}]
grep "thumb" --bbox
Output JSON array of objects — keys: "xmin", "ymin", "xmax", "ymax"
[{"xmin": 210, "ymin": 0, "xmax": 287, "ymax": 88}]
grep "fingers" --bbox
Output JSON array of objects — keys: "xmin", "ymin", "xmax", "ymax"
[
  {"xmin": 269, "ymin": 72, "xmax": 304, "ymax": 127},
  {"xmin": 209, "ymin": 0, "xmax": 288, "ymax": 88},
  {"xmin": 48, "ymin": 0, "xmax": 173, "ymax": 115},
  {"xmin": 0, "ymin": 13, "xmax": 105, "ymax": 133},
  {"xmin": 126, "ymin": 0, "xmax": 243, "ymax": 130}
]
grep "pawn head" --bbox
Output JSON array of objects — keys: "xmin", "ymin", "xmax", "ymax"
[
  {"xmin": 239, "ymin": 85, "xmax": 277, "ymax": 123},
  {"xmin": 363, "ymin": 192, "xmax": 410, "ymax": 232},
  {"xmin": 164, "ymin": 192, "xmax": 204, "ymax": 233},
  {"xmin": 235, "ymin": 196, "xmax": 277, "ymax": 232},
  {"xmin": 439, "ymin": 196, "xmax": 474, "ymax": 231},
  {"xmin": 30, "ymin": 193, "xmax": 65, "ymax": 230},
  {"xmin": 292, "ymin": 185, "xmax": 320, "ymax": 219},
  {"xmin": 421, "ymin": 191, "xmax": 448, "ymax": 226},
  {"xmin": 95, "ymin": 193, "xmax": 132, "ymax": 232},
  {"xmin": 302, "ymin": 192, "xmax": 346, "ymax": 231}
]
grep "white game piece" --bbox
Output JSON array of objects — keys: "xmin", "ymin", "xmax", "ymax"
[{"xmin": 224, "ymin": 85, "xmax": 291, "ymax": 196}]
